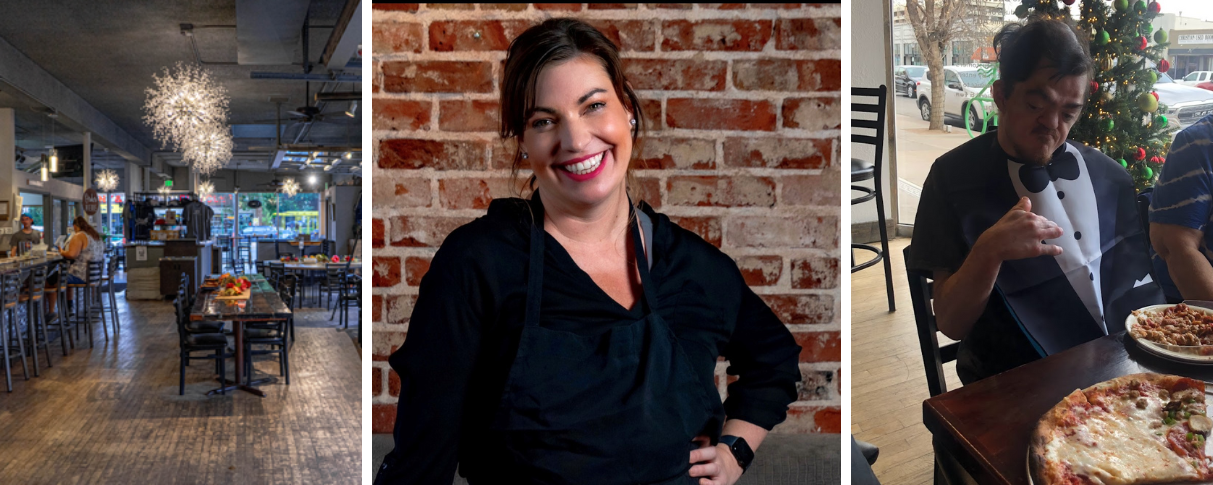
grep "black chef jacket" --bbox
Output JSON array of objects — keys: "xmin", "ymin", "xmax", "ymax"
[{"xmin": 380, "ymin": 196, "xmax": 802, "ymax": 484}]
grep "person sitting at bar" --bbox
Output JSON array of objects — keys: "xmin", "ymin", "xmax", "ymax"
[
  {"xmin": 906, "ymin": 17, "xmax": 1164, "ymax": 384},
  {"xmin": 45, "ymin": 216, "xmax": 106, "ymax": 319},
  {"xmin": 10, "ymin": 214, "xmax": 41, "ymax": 256},
  {"xmin": 1147, "ymin": 114, "xmax": 1213, "ymax": 302}
]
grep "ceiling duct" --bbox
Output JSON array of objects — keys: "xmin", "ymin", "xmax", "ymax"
[
  {"xmin": 236, "ymin": 0, "xmax": 311, "ymax": 65},
  {"xmin": 314, "ymin": 92, "xmax": 360, "ymax": 102}
]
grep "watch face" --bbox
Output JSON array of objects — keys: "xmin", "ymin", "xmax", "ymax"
[{"xmin": 725, "ymin": 436, "xmax": 755, "ymax": 470}]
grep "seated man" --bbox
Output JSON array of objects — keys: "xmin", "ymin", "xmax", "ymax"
[
  {"xmin": 1148, "ymin": 114, "xmax": 1213, "ymax": 302},
  {"xmin": 907, "ymin": 17, "xmax": 1163, "ymax": 384}
]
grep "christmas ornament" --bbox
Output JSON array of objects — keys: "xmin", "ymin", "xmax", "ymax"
[
  {"xmin": 1014, "ymin": 4, "xmax": 1029, "ymax": 18},
  {"xmin": 1152, "ymin": 91, "xmax": 1159, "ymax": 101},
  {"xmin": 1148, "ymin": 71, "xmax": 1158, "ymax": 84},
  {"xmin": 1103, "ymin": 118, "xmax": 1115, "ymax": 131},
  {"xmin": 1159, "ymin": 59, "xmax": 1170, "ymax": 73},
  {"xmin": 1119, "ymin": 158, "xmax": 1129, "ymax": 168},
  {"xmin": 1155, "ymin": 29, "xmax": 1168, "ymax": 44},
  {"xmin": 1115, "ymin": 0, "xmax": 1129, "ymax": 12},
  {"xmin": 1149, "ymin": 1, "xmax": 1161, "ymax": 14},
  {"xmin": 1156, "ymin": 114, "xmax": 1168, "ymax": 126},
  {"xmin": 1090, "ymin": 81, "xmax": 1100, "ymax": 93},
  {"xmin": 1139, "ymin": 36, "xmax": 1148, "ymax": 50},
  {"xmin": 1064, "ymin": 0, "xmax": 1076, "ymax": 4},
  {"xmin": 1134, "ymin": 0, "xmax": 1147, "ymax": 14},
  {"xmin": 1098, "ymin": 30, "xmax": 1111, "ymax": 45},
  {"xmin": 1143, "ymin": 166, "xmax": 1154, "ymax": 179},
  {"xmin": 1135, "ymin": 147, "xmax": 1147, "ymax": 161}
]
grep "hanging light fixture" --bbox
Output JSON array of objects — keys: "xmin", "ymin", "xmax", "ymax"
[
  {"xmin": 95, "ymin": 169, "xmax": 119, "ymax": 192},
  {"xmin": 48, "ymin": 110, "xmax": 59, "ymax": 173},
  {"xmin": 197, "ymin": 179, "xmax": 215, "ymax": 197},
  {"xmin": 158, "ymin": 184, "xmax": 172, "ymax": 199},
  {"xmin": 343, "ymin": 151, "xmax": 352, "ymax": 160},
  {"xmin": 40, "ymin": 155, "xmax": 48, "ymax": 182},
  {"xmin": 143, "ymin": 62, "xmax": 229, "ymax": 152},
  {"xmin": 180, "ymin": 122, "xmax": 233, "ymax": 175},
  {"xmin": 281, "ymin": 178, "xmax": 300, "ymax": 197},
  {"xmin": 345, "ymin": 100, "xmax": 358, "ymax": 117}
]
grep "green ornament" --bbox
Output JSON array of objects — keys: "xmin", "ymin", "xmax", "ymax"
[
  {"xmin": 1014, "ymin": 4, "xmax": 1029, "ymax": 18},
  {"xmin": 1144, "ymin": 166, "xmax": 1154, "ymax": 179},
  {"xmin": 1156, "ymin": 114, "xmax": 1168, "ymax": 126},
  {"xmin": 1115, "ymin": 0, "xmax": 1129, "ymax": 11},
  {"xmin": 1098, "ymin": 30, "xmax": 1111, "ymax": 45},
  {"xmin": 1155, "ymin": 30, "xmax": 1168, "ymax": 44},
  {"xmin": 1137, "ymin": 92, "xmax": 1159, "ymax": 112},
  {"xmin": 1135, "ymin": 0, "xmax": 1147, "ymax": 13},
  {"xmin": 1148, "ymin": 70, "xmax": 1158, "ymax": 84},
  {"xmin": 1103, "ymin": 118, "xmax": 1115, "ymax": 131},
  {"xmin": 1119, "ymin": 158, "xmax": 1129, "ymax": 168}
]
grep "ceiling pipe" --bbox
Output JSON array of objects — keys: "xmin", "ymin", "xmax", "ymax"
[
  {"xmin": 314, "ymin": 92, "xmax": 361, "ymax": 102},
  {"xmin": 249, "ymin": 72, "xmax": 361, "ymax": 82}
]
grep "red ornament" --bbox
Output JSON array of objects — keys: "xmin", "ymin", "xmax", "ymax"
[
  {"xmin": 1090, "ymin": 81, "xmax": 1099, "ymax": 93},
  {"xmin": 1158, "ymin": 156, "xmax": 1166, "ymax": 164},
  {"xmin": 1064, "ymin": 0, "xmax": 1076, "ymax": 4},
  {"xmin": 1139, "ymin": 36, "xmax": 1148, "ymax": 50},
  {"xmin": 1159, "ymin": 59, "xmax": 1171, "ymax": 73},
  {"xmin": 1152, "ymin": 91, "xmax": 1159, "ymax": 101},
  {"xmin": 1149, "ymin": 1, "xmax": 1161, "ymax": 14},
  {"xmin": 1135, "ymin": 147, "xmax": 1147, "ymax": 161}
]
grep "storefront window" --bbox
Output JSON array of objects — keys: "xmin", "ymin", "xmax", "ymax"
[
  {"xmin": 277, "ymin": 193, "xmax": 320, "ymax": 240},
  {"xmin": 202, "ymin": 193, "xmax": 236, "ymax": 239},
  {"xmin": 100, "ymin": 193, "xmax": 124, "ymax": 245},
  {"xmin": 237, "ymin": 193, "xmax": 279, "ymax": 239}
]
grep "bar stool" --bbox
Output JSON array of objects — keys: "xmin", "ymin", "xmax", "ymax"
[
  {"xmin": 1, "ymin": 271, "xmax": 28, "ymax": 392},
  {"xmin": 851, "ymin": 85, "xmax": 895, "ymax": 312},
  {"xmin": 47, "ymin": 260, "xmax": 72, "ymax": 353},
  {"xmin": 101, "ymin": 256, "xmax": 120, "ymax": 336},
  {"xmin": 237, "ymin": 238, "xmax": 252, "ymax": 274},
  {"xmin": 20, "ymin": 265, "xmax": 53, "ymax": 376},
  {"xmin": 65, "ymin": 261, "xmax": 106, "ymax": 347}
]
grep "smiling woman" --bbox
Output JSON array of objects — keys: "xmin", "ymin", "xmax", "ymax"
[{"xmin": 372, "ymin": 4, "xmax": 843, "ymax": 484}]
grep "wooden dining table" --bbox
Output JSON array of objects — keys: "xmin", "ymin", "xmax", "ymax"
[
  {"xmin": 923, "ymin": 329, "xmax": 1213, "ymax": 485},
  {"xmin": 189, "ymin": 274, "xmax": 291, "ymax": 397}
]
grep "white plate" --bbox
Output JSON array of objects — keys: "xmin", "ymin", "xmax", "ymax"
[{"xmin": 1126, "ymin": 304, "xmax": 1213, "ymax": 365}]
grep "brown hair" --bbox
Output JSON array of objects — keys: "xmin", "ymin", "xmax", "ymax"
[
  {"xmin": 499, "ymin": 18, "xmax": 645, "ymax": 200},
  {"xmin": 72, "ymin": 216, "xmax": 101, "ymax": 241}
]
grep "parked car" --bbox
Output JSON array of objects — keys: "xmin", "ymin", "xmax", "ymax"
[
  {"xmin": 241, "ymin": 225, "xmax": 279, "ymax": 238},
  {"xmin": 894, "ymin": 65, "xmax": 928, "ymax": 98},
  {"xmin": 1178, "ymin": 71, "xmax": 1213, "ymax": 86},
  {"xmin": 1196, "ymin": 81, "xmax": 1213, "ymax": 92},
  {"xmin": 916, "ymin": 65, "xmax": 998, "ymax": 132},
  {"xmin": 1154, "ymin": 71, "xmax": 1213, "ymax": 129}
]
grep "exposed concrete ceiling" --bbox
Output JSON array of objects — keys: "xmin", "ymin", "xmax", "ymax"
[{"xmin": 0, "ymin": 0, "xmax": 362, "ymax": 174}]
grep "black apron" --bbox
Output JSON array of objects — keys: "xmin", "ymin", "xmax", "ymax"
[{"xmin": 487, "ymin": 203, "xmax": 713, "ymax": 484}]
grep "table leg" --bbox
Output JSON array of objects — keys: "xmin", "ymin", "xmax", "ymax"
[{"xmin": 206, "ymin": 320, "xmax": 267, "ymax": 397}]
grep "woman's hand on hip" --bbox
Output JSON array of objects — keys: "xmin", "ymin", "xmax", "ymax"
[{"xmin": 689, "ymin": 436, "xmax": 742, "ymax": 485}]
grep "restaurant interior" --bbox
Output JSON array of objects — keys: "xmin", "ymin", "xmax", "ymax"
[{"xmin": 0, "ymin": 1, "xmax": 363, "ymax": 482}]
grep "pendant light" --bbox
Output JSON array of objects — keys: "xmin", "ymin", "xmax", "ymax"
[
  {"xmin": 48, "ymin": 111, "xmax": 58, "ymax": 173},
  {"xmin": 40, "ymin": 115, "xmax": 48, "ymax": 181}
]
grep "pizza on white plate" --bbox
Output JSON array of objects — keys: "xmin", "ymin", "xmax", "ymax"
[{"xmin": 1030, "ymin": 373, "xmax": 1213, "ymax": 485}]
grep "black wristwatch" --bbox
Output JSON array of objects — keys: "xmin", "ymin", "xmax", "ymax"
[{"xmin": 718, "ymin": 435, "xmax": 754, "ymax": 473}]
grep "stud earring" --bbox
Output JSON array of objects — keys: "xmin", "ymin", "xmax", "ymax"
[
  {"xmin": 630, "ymin": 118, "xmax": 636, "ymax": 126},
  {"xmin": 522, "ymin": 152, "xmax": 528, "ymax": 159}
]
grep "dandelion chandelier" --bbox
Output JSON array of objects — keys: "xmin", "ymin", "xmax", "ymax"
[
  {"xmin": 196, "ymin": 179, "xmax": 215, "ymax": 198},
  {"xmin": 143, "ymin": 62, "xmax": 229, "ymax": 151},
  {"xmin": 94, "ymin": 169, "xmax": 119, "ymax": 192},
  {"xmin": 180, "ymin": 123, "xmax": 233, "ymax": 175},
  {"xmin": 281, "ymin": 178, "xmax": 300, "ymax": 197}
]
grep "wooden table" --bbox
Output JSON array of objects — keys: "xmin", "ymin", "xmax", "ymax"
[
  {"xmin": 280, "ymin": 261, "xmax": 361, "ymax": 308},
  {"xmin": 923, "ymin": 331, "xmax": 1213, "ymax": 485},
  {"xmin": 189, "ymin": 274, "xmax": 291, "ymax": 397}
]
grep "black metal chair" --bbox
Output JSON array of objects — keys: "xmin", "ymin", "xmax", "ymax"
[
  {"xmin": 266, "ymin": 261, "xmax": 285, "ymax": 290},
  {"xmin": 244, "ymin": 275, "xmax": 292, "ymax": 384},
  {"xmin": 100, "ymin": 255, "xmax": 120, "ymax": 336},
  {"xmin": 173, "ymin": 294, "xmax": 231, "ymax": 395},
  {"xmin": 1, "ymin": 272, "xmax": 28, "ymax": 392},
  {"xmin": 236, "ymin": 238, "xmax": 253, "ymax": 274},
  {"xmin": 20, "ymin": 265, "xmax": 53, "ymax": 376},
  {"xmin": 904, "ymin": 245, "xmax": 974, "ymax": 485},
  {"xmin": 65, "ymin": 261, "xmax": 106, "ymax": 347},
  {"xmin": 320, "ymin": 263, "xmax": 346, "ymax": 310},
  {"xmin": 255, "ymin": 260, "xmax": 266, "ymax": 278},
  {"xmin": 852, "ymin": 85, "xmax": 895, "ymax": 312},
  {"xmin": 46, "ymin": 260, "xmax": 72, "ymax": 353},
  {"xmin": 217, "ymin": 236, "xmax": 233, "ymax": 273}
]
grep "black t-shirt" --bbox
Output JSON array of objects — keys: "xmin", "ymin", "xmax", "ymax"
[
  {"xmin": 380, "ymin": 197, "xmax": 802, "ymax": 485},
  {"xmin": 906, "ymin": 133, "xmax": 1042, "ymax": 384}
]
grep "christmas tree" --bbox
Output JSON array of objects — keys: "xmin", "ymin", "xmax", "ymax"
[{"xmin": 1015, "ymin": 0, "xmax": 1176, "ymax": 191}]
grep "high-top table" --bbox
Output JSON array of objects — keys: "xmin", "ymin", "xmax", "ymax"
[
  {"xmin": 923, "ymin": 330, "xmax": 1213, "ymax": 484},
  {"xmin": 189, "ymin": 274, "xmax": 291, "ymax": 397}
]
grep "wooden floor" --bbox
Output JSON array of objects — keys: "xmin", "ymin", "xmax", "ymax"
[
  {"xmin": 0, "ymin": 293, "xmax": 362, "ymax": 484},
  {"xmin": 852, "ymin": 237, "xmax": 962, "ymax": 485}
]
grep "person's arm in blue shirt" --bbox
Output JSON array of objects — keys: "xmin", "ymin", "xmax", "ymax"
[{"xmin": 1151, "ymin": 125, "xmax": 1213, "ymax": 300}]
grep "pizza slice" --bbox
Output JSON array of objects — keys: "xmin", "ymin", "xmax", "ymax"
[{"xmin": 1030, "ymin": 374, "xmax": 1213, "ymax": 485}]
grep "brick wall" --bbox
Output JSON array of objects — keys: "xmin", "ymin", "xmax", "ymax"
[{"xmin": 371, "ymin": 3, "xmax": 842, "ymax": 436}]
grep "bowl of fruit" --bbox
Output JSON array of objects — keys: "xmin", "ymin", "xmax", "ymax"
[{"xmin": 215, "ymin": 273, "xmax": 253, "ymax": 299}]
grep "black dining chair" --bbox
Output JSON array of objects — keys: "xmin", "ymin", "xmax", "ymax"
[
  {"xmin": 20, "ymin": 265, "xmax": 53, "ymax": 376},
  {"xmin": 1, "ymin": 272, "xmax": 28, "ymax": 392},
  {"xmin": 66, "ymin": 261, "xmax": 107, "ymax": 347},
  {"xmin": 173, "ymin": 294, "xmax": 231, "ymax": 395},
  {"xmin": 47, "ymin": 260, "xmax": 72, "ymax": 353},
  {"xmin": 852, "ymin": 85, "xmax": 895, "ymax": 313},
  {"xmin": 243, "ymin": 276, "xmax": 292, "ymax": 384}
]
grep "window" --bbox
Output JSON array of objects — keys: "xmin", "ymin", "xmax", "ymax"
[
  {"xmin": 276, "ymin": 193, "xmax": 320, "ymax": 240},
  {"xmin": 100, "ymin": 193, "xmax": 124, "ymax": 245},
  {"xmin": 201, "ymin": 193, "xmax": 235, "ymax": 239},
  {"xmin": 1185, "ymin": 72, "xmax": 1200, "ymax": 81},
  {"xmin": 945, "ymin": 70, "xmax": 961, "ymax": 88}
]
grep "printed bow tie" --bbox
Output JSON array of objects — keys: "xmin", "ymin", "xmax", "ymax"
[{"xmin": 1019, "ymin": 151, "xmax": 1080, "ymax": 193}]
